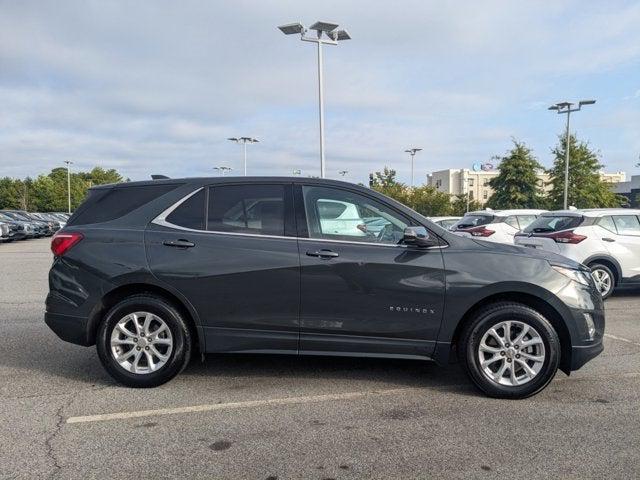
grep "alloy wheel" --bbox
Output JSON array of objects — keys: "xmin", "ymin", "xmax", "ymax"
[
  {"xmin": 478, "ymin": 320, "xmax": 546, "ymax": 387},
  {"xmin": 592, "ymin": 268, "xmax": 612, "ymax": 297},
  {"xmin": 110, "ymin": 311, "xmax": 173, "ymax": 374}
]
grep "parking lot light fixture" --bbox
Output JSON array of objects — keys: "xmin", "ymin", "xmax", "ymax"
[
  {"xmin": 548, "ymin": 99, "xmax": 596, "ymax": 209},
  {"xmin": 404, "ymin": 148, "xmax": 422, "ymax": 187},
  {"xmin": 278, "ymin": 20, "xmax": 351, "ymax": 179},
  {"xmin": 213, "ymin": 166, "xmax": 233, "ymax": 176},
  {"xmin": 64, "ymin": 160, "xmax": 73, "ymax": 213},
  {"xmin": 228, "ymin": 137, "xmax": 259, "ymax": 176}
]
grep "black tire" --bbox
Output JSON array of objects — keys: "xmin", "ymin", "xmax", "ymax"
[
  {"xmin": 97, "ymin": 294, "xmax": 192, "ymax": 388},
  {"xmin": 588, "ymin": 263, "xmax": 615, "ymax": 300},
  {"xmin": 459, "ymin": 302, "xmax": 560, "ymax": 399}
]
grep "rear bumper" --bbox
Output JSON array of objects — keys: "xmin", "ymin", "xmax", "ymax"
[
  {"xmin": 570, "ymin": 340, "xmax": 604, "ymax": 371},
  {"xmin": 44, "ymin": 311, "xmax": 92, "ymax": 346}
]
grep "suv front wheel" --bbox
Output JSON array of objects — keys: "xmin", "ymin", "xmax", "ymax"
[
  {"xmin": 589, "ymin": 263, "xmax": 615, "ymax": 299},
  {"xmin": 459, "ymin": 302, "xmax": 560, "ymax": 399},
  {"xmin": 97, "ymin": 294, "xmax": 192, "ymax": 387}
]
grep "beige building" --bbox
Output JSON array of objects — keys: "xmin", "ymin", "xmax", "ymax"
[{"xmin": 427, "ymin": 168, "xmax": 626, "ymax": 206}]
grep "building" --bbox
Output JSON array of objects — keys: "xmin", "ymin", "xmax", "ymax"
[
  {"xmin": 427, "ymin": 168, "xmax": 627, "ymax": 206},
  {"xmin": 612, "ymin": 174, "xmax": 640, "ymax": 207}
]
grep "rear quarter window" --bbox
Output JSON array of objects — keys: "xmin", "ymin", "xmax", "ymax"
[
  {"xmin": 67, "ymin": 184, "xmax": 179, "ymax": 226},
  {"xmin": 455, "ymin": 215, "xmax": 494, "ymax": 229}
]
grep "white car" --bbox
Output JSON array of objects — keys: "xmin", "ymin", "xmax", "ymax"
[
  {"xmin": 451, "ymin": 209, "xmax": 545, "ymax": 244},
  {"xmin": 514, "ymin": 209, "xmax": 640, "ymax": 298},
  {"xmin": 317, "ymin": 199, "xmax": 367, "ymax": 237},
  {"xmin": 429, "ymin": 216, "xmax": 461, "ymax": 230}
]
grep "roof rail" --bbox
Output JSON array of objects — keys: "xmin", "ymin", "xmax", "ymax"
[{"xmin": 151, "ymin": 174, "xmax": 170, "ymax": 180}]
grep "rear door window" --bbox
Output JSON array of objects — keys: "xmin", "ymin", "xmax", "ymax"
[
  {"xmin": 166, "ymin": 189, "xmax": 205, "ymax": 230},
  {"xmin": 596, "ymin": 216, "xmax": 617, "ymax": 233},
  {"xmin": 207, "ymin": 184, "xmax": 286, "ymax": 236},
  {"xmin": 522, "ymin": 215, "xmax": 583, "ymax": 233},
  {"xmin": 612, "ymin": 215, "xmax": 640, "ymax": 236}
]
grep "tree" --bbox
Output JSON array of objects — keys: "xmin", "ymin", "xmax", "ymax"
[
  {"xmin": 451, "ymin": 193, "xmax": 482, "ymax": 216},
  {"xmin": 406, "ymin": 185, "xmax": 452, "ymax": 217},
  {"xmin": 547, "ymin": 134, "xmax": 623, "ymax": 209},
  {"xmin": 369, "ymin": 167, "xmax": 408, "ymax": 203},
  {"xmin": 486, "ymin": 140, "xmax": 546, "ymax": 209}
]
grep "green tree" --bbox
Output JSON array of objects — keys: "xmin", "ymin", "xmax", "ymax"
[
  {"xmin": 369, "ymin": 167, "xmax": 408, "ymax": 203},
  {"xmin": 547, "ymin": 134, "xmax": 623, "ymax": 209},
  {"xmin": 486, "ymin": 140, "xmax": 546, "ymax": 209},
  {"xmin": 405, "ymin": 185, "xmax": 452, "ymax": 216},
  {"xmin": 451, "ymin": 193, "xmax": 482, "ymax": 216}
]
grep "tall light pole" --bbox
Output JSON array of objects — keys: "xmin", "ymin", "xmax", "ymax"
[
  {"xmin": 64, "ymin": 160, "xmax": 73, "ymax": 213},
  {"xmin": 338, "ymin": 170, "xmax": 348, "ymax": 177},
  {"xmin": 404, "ymin": 148, "xmax": 422, "ymax": 187},
  {"xmin": 213, "ymin": 166, "xmax": 233, "ymax": 176},
  {"xmin": 278, "ymin": 21, "xmax": 351, "ymax": 179},
  {"xmin": 548, "ymin": 100, "xmax": 596, "ymax": 209},
  {"xmin": 228, "ymin": 137, "xmax": 259, "ymax": 176}
]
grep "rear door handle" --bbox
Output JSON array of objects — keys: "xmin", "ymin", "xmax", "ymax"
[
  {"xmin": 602, "ymin": 238, "xmax": 616, "ymax": 242},
  {"xmin": 306, "ymin": 249, "xmax": 339, "ymax": 259},
  {"xmin": 163, "ymin": 239, "xmax": 195, "ymax": 248}
]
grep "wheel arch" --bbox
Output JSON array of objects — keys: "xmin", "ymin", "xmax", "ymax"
[
  {"xmin": 436, "ymin": 291, "xmax": 573, "ymax": 374},
  {"xmin": 583, "ymin": 255, "xmax": 621, "ymax": 285},
  {"xmin": 87, "ymin": 282, "xmax": 204, "ymax": 354}
]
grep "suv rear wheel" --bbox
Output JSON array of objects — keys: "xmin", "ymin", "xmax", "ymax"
[
  {"xmin": 589, "ymin": 263, "xmax": 615, "ymax": 299},
  {"xmin": 459, "ymin": 302, "xmax": 560, "ymax": 399},
  {"xmin": 97, "ymin": 294, "xmax": 192, "ymax": 387}
]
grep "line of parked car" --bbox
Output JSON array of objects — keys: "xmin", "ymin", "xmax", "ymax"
[
  {"xmin": 0, "ymin": 210, "xmax": 70, "ymax": 243},
  {"xmin": 442, "ymin": 208, "xmax": 640, "ymax": 299}
]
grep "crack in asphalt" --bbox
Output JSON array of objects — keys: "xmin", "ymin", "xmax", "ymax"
[{"xmin": 44, "ymin": 397, "xmax": 74, "ymax": 480}]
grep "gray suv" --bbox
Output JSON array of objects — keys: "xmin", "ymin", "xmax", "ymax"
[{"xmin": 45, "ymin": 177, "xmax": 604, "ymax": 398}]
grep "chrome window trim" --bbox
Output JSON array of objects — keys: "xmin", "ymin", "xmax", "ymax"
[{"xmin": 151, "ymin": 187, "xmax": 448, "ymax": 249}]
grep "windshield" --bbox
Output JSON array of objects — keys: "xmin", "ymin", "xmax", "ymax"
[{"xmin": 522, "ymin": 215, "xmax": 584, "ymax": 233}]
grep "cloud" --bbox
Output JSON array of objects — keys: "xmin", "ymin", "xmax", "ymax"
[{"xmin": 0, "ymin": 0, "xmax": 639, "ymax": 184}]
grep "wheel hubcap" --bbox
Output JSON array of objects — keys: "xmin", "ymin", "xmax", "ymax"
[
  {"xmin": 478, "ymin": 320, "xmax": 545, "ymax": 387},
  {"xmin": 110, "ymin": 312, "xmax": 173, "ymax": 374},
  {"xmin": 592, "ymin": 269, "xmax": 612, "ymax": 296}
]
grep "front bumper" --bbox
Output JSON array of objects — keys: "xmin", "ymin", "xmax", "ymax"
[{"xmin": 571, "ymin": 340, "xmax": 604, "ymax": 371}]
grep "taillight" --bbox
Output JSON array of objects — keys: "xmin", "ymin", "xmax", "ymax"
[
  {"xmin": 466, "ymin": 226, "xmax": 495, "ymax": 237},
  {"xmin": 545, "ymin": 230, "xmax": 587, "ymax": 244},
  {"xmin": 51, "ymin": 232, "xmax": 83, "ymax": 256}
]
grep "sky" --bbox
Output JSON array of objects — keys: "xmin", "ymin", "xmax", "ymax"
[{"xmin": 1, "ymin": 0, "xmax": 639, "ymax": 185}]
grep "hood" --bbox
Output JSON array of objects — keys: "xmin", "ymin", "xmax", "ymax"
[{"xmin": 471, "ymin": 239, "xmax": 587, "ymax": 271}]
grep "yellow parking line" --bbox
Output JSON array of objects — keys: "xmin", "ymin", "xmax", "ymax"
[{"xmin": 66, "ymin": 387, "xmax": 424, "ymax": 424}]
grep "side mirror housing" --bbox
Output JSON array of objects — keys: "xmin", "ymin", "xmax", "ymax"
[{"xmin": 403, "ymin": 226, "xmax": 438, "ymax": 248}]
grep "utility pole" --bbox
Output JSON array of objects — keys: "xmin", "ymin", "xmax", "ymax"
[{"xmin": 548, "ymin": 100, "xmax": 596, "ymax": 209}]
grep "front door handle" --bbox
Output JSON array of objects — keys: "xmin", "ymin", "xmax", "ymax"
[
  {"xmin": 163, "ymin": 239, "xmax": 195, "ymax": 248},
  {"xmin": 602, "ymin": 238, "xmax": 616, "ymax": 242},
  {"xmin": 306, "ymin": 249, "xmax": 339, "ymax": 259}
]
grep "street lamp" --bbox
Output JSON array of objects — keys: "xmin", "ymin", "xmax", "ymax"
[
  {"xmin": 338, "ymin": 170, "xmax": 348, "ymax": 177},
  {"xmin": 292, "ymin": 169, "xmax": 302, "ymax": 176},
  {"xmin": 228, "ymin": 137, "xmax": 259, "ymax": 176},
  {"xmin": 404, "ymin": 148, "xmax": 422, "ymax": 187},
  {"xmin": 548, "ymin": 100, "xmax": 596, "ymax": 209},
  {"xmin": 63, "ymin": 160, "xmax": 73, "ymax": 213},
  {"xmin": 278, "ymin": 20, "xmax": 351, "ymax": 179},
  {"xmin": 213, "ymin": 166, "xmax": 233, "ymax": 176}
]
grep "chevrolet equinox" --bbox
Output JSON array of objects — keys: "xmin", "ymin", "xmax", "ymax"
[{"xmin": 45, "ymin": 177, "xmax": 604, "ymax": 398}]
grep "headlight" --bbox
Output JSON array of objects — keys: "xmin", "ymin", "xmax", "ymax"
[{"xmin": 551, "ymin": 264, "xmax": 591, "ymax": 286}]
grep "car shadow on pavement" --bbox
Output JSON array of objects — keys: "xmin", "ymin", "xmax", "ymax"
[{"xmin": 182, "ymin": 353, "xmax": 479, "ymax": 397}]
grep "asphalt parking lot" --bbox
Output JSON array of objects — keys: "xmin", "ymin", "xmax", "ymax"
[{"xmin": 1, "ymin": 238, "xmax": 639, "ymax": 479}]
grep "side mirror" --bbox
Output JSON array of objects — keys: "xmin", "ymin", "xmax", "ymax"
[{"xmin": 403, "ymin": 226, "xmax": 438, "ymax": 248}]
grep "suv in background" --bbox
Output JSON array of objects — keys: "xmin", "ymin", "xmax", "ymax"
[
  {"xmin": 515, "ymin": 209, "xmax": 640, "ymax": 299},
  {"xmin": 45, "ymin": 177, "xmax": 604, "ymax": 399},
  {"xmin": 429, "ymin": 216, "xmax": 461, "ymax": 230},
  {"xmin": 452, "ymin": 209, "xmax": 545, "ymax": 244}
]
